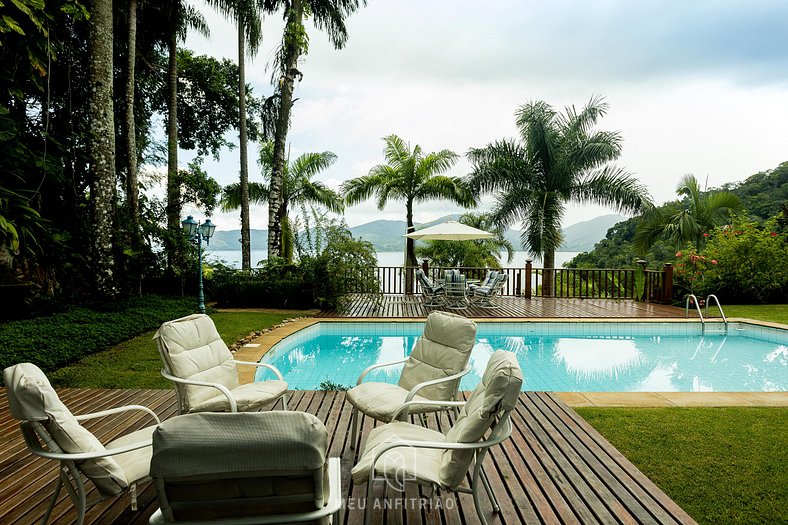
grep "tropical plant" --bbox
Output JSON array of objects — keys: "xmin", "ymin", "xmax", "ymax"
[
  {"xmin": 221, "ymin": 142, "xmax": 342, "ymax": 261},
  {"xmin": 634, "ymin": 174, "xmax": 741, "ymax": 253},
  {"xmin": 467, "ymin": 96, "xmax": 651, "ymax": 295},
  {"xmin": 415, "ymin": 212, "xmax": 514, "ymax": 268},
  {"xmin": 342, "ymin": 134, "xmax": 476, "ymax": 291},
  {"xmin": 266, "ymin": 0, "xmax": 366, "ymax": 259}
]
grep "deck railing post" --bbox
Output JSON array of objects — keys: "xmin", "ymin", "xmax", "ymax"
[
  {"xmin": 421, "ymin": 259, "xmax": 429, "ymax": 275},
  {"xmin": 662, "ymin": 263, "xmax": 673, "ymax": 304},
  {"xmin": 524, "ymin": 259, "xmax": 532, "ymax": 299}
]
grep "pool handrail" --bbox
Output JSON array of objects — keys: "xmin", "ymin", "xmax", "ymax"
[
  {"xmin": 685, "ymin": 294, "xmax": 704, "ymax": 325},
  {"xmin": 704, "ymin": 294, "xmax": 728, "ymax": 325}
]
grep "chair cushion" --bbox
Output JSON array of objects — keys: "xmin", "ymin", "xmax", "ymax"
[
  {"xmin": 440, "ymin": 350, "xmax": 522, "ymax": 489},
  {"xmin": 154, "ymin": 314, "xmax": 240, "ymax": 411},
  {"xmin": 346, "ymin": 382, "xmax": 434, "ymax": 422},
  {"xmin": 398, "ymin": 312, "xmax": 475, "ymax": 400},
  {"xmin": 351, "ymin": 421, "xmax": 445, "ymax": 486},
  {"xmin": 107, "ymin": 425, "xmax": 156, "ymax": 485},
  {"xmin": 3, "ymin": 363, "xmax": 129, "ymax": 496},
  {"xmin": 189, "ymin": 380, "xmax": 288, "ymax": 413}
]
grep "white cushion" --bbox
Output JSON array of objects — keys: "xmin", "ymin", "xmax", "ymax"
[
  {"xmin": 107, "ymin": 425, "xmax": 156, "ymax": 485},
  {"xmin": 351, "ymin": 421, "xmax": 444, "ymax": 486},
  {"xmin": 189, "ymin": 380, "xmax": 288, "ymax": 413},
  {"xmin": 347, "ymin": 383, "xmax": 434, "ymax": 422}
]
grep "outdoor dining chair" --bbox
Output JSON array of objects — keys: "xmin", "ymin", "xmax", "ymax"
[
  {"xmin": 3, "ymin": 363, "xmax": 160, "ymax": 525},
  {"xmin": 148, "ymin": 411, "xmax": 342, "ymax": 524},
  {"xmin": 154, "ymin": 314, "xmax": 288, "ymax": 414},
  {"xmin": 351, "ymin": 350, "xmax": 523, "ymax": 525},
  {"xmin": 468, "ymin": 270, "xmax": 499, "ymax": 294},
  {"xmin": 415, "ymin": 269, "xmax": 445, "ymax": 306},
  {"xmin": 347, "ymin": 311, "xmax": 475, "ymax": 450},
  {"xmin": 444, "ymin": 270, "xmax": 469, "ymax": 309},
  {"xmin": 472, "ymin": 273, "xmax": 509, "ymax": 308}
]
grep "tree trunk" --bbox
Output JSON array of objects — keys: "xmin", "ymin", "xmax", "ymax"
[
  {"xmin": 238, "ymin": 20, "xmax": 251, "ymax": 270},
  {"xmin": 87, "ymin": 0, "xmax": 116, "ymax": 298},
  {"xmin": 166, "ymin": 25, "xmax": 180, "ymax": 267},
  {"xmin": 125, "ymin": 0, "xmax": 139, "ymax": 231},
  {"xmin": 405, "ymin": 199, "xmax": 417, "ymax": 293},
  {"xmin": 268, "ymin": 0, "xmax": 302, "ymax": 259},
  {"xmin": 542, "ymin": 249, "xmax": 556, "ymax": 297}
]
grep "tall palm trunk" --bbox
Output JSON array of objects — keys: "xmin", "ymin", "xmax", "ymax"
[
  {"xmin": 542, "ymin": 250, "xmax": 555, "ymax": 297},
  {"xmin": 166, "ymin": 26, "xmax": 180, "ymax": 267},
  {"xmin": 88, "ymin": 0, "xmax": 116, "ymax": 297},
  {"xmin": 268, "ymin": 0, "xmax": 302, "ymax": 259},
  {"xmin": 125, "ymin": 0, "xmax": 142, "ymax": 294},
  {"xmin": 405, "ymin": 199, "xmax": 417, "ymax": 293},
  {"xmin": 238, "ymin": 19, "xmax": 251, "ymax": 270}
]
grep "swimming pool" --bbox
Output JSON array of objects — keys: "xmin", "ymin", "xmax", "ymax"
[{"xmin": 257, "ymin": 321, "xmax": 788, "ymax": 392}]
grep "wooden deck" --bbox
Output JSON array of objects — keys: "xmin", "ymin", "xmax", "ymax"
[
  {"xmin": 321, "ymin": 294, "xmax": 690, "ymax": 319},
  {"xmin": 0, "ymin": 388, "xmax": 697, "ymax": 525}
]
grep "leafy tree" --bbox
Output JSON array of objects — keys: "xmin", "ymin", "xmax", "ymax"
[
  {"xmin": 221, "ymin": 142, "xmax": 342, "ymax": 261},
  {"xmin": 342, "ymin": 134, "xmax": 476, "ymax": 292},
  {"xmin": 634, "ymin": 174, "xmax": 741, "ymax": 253},
  {"xmin": 468, "ymin": 96, "xmax": 651, "ymax": 295},
  {"xmin": 415, "ymin": 212, "xmax": 513, "ymax": 268},
  {"xmin": 266, "ymin": 0, "xmax": 366, "ymax": 259},
  {"xmin": 721, "ymin": 161, "xmax": 788, "ymax": 220}
]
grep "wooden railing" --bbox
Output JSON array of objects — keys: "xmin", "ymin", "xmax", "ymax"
[{"xmin": 357, "ymin": 261, "xmax": 674, "ymax": 303}]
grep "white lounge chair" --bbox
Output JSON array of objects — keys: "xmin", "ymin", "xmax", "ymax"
[
  {"xmin": 3, "ymin": 363, "xmax": 159, "ymax": 525},
  {"xmin": 148, "ymin": 411, "xmax": 342, "ymax": 524},
  {"xmin": 351, "ymin": 350, "xmax": 523, "ymax": 525},
  {"xmin": 154, "ymin": 314, "xmax": 288, "ymax": 414},
  {"xmin": 347, "ymin": 311, "xmax": 475, "ymax": 450}
]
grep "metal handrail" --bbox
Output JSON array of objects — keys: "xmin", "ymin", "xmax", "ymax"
[
  {"xmin": 705, "ymin": 294, "xmax": 728, "ymax": 325},
  {"xmin": 685, "ymin": 294, "xmax": 704, "ymax": 325}
]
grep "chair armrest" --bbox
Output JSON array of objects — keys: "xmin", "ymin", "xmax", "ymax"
[
  {"xmin": 73, "ymin": 405, "xmax": 161, "ymax": 425},
  {"xmin": 403, "ymin": 364, "xmax": 472, "ymax": 403},
  {"xmin": 390, "ymin": 400, "xmax": 466, "ymax": 421},
  {"xmin": 161, "ymin": 369, "xmax": 238, "ymax": 412},
  {"xmin": 356, "ymin": 357, "xmax": 408, "ymax": 385},
  {"xmin": 233, "ymin": 360, "xmax": 285, "ymax": 381},
  {"xmin": 29, "ymin": 438, "xmax": 153, "ymax": 462}
]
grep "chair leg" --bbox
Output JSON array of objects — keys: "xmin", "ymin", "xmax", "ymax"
[
  {"xmin": 364, "ymin": 474, "xmax": 376, "ymax": 525},
  {"xmin": 281, "ymin": 392, "xmax": 289, "ymax": 410},
  {"xmin": 480, "ymin": 468, "xmax": 500, "ymax": 512},
  {"xmin": 350, "ymin": 407, "xmax": 358, "ymax": 450},
  {"xmin": 40, "ymin": 475, "xmax": 63, "ymax": 525}
]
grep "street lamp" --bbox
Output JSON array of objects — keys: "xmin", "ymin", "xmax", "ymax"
[{"xmin": 181, "ymin": 215, "xmax": 216, "ymax": 314}]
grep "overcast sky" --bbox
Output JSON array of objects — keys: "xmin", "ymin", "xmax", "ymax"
[{"xmin": 180, "ymin": 0, "xmax": 788, "ymax": 231}]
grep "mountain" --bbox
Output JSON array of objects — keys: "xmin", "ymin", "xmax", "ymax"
[{"xmin": 207, "ymin": 213, "xmax": 621, "ymax": 253}]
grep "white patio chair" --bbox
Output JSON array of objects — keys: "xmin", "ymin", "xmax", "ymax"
[
  {"xmin": 351, "ymin": 350, "xmax": 523, "ymax": 525},
  {"xmin": 468, "ymin": 269, "xmax": 498, "ymax": 294},
  {"xmin": 444, "ymin": 272, "xmax": 469, "ymax": 309},
  {"xmin": 472, "ymin": 273, "xmax": 509, "ymax": 308},
  {"xmin": 3, "ymin": 363, "xmax": 160, "ymax": 525},
  {"xmin": 154, "ymin": 314, "xmax": 288, "ymax": 414},
  {"xmin": 347, "ymin": 311, "xmax": 475, "ymax": 450},
  {"xmin": 416, "ymin": 269, "xmax": 445, "ymax": 306},
  {"xmin": 148, "ymin": 411, "xmax": 341, "ymax": 524}
]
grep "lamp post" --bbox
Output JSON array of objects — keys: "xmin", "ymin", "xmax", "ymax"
[{"xmin": 181, "ymin": 215, "xmax": 216, "ymax": 314}]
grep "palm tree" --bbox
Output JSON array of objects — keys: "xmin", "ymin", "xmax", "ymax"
[
  {"xmin": 634, "ymin": 174, "xmax": 741, "ymax": 252},
  {"xmin": 415, "ymin": 212, "xmax": 514, "ymax": 268},
  {"xmin": 267, "ymin": 0, "xmax": 366, "ymax": 259},
  {"xmin": 342, "ymin": 134, "xmax": 476, "ymax": 292},
  {"xmin": 87, "ymin": 0, "xmax": 116, "ymax": 297},
  {"xmin": 467, "ymin": 96, "xmax": 651, "ymax": 296},
  {"xmin": 207, "ymin": 0, "xmax": 268, "ymax": 270},
  {"xmin": 221, "ymin": 142, "xmax": 342, "ymax": 262}
]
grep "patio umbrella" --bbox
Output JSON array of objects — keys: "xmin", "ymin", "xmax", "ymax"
[{"xmin": 403, "ymin": 221, "xmax": 494, "ymax": 241}]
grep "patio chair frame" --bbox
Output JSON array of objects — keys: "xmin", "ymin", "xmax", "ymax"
[
  {"xmin": 349, "ymin": 358, "xmax": 472, "ymax": 450},
  {"xmin": 444, "ymin": 275, "xmax": 469, "ymax": 309},
  {"xmin": 17, "ymin": 405, "xmax": 160, "ymax": 525},
  {"xmin": 472, "ymin": 273, "xmax": 509, "ymax": 308},
  {"xmin": 416, "ymin": 270, "xmax": 445, "ymax": 307},
  {"xmin": 360, "ymin": 398, "xmax": 513, "ymax": 525}
]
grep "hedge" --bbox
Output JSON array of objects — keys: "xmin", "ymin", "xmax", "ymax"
[{"xmin": 0, "ymin": 295, "xmax": 195, "ymax": 381}]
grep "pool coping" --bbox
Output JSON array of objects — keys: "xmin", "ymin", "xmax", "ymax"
[{"xmin": 233, "ymin": 316, "xmax": 788, "ymax": 408}]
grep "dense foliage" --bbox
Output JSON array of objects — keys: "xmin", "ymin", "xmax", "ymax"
[
  {"xmin": 415, "ymin": 212, "xmax": 514, "ymax": 268},
  {"xmin": 0, "ymin": 295, "xmax": 194, "ymax": 379}
]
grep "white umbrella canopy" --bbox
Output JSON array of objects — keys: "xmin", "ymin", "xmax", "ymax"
[{"xmin": 403, "ymin": 221, "xmax": 494, "ymax": 241}]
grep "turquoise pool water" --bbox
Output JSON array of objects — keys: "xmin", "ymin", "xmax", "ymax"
[{"xmin": 257, "ymin": 322, "xmax": 788, "ymax": 392}]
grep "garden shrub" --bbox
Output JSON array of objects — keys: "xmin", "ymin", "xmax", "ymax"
[{"xmin": 0, "ymin": 294, "xmax": 195, "ymax": 380}]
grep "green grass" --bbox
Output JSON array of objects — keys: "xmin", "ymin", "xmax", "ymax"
[
  {"xmin": 578, "ymin": 407, "xmax": 788, "ymax": 525},
  {"xmin": 49, "ymin": 311, "xmax": 300, "ymax": 389},
  {"xmin": 706, "ymin": 304, "xmax": 788, "ymax": 325}
]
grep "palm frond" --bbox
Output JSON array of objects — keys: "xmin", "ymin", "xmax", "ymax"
[
  {"xmin": 290, "ymin": 151, "xmax": 337, "ymax": 180},
  {"xmin": 571, "ymin": 165, "xmax": 652, "ymax": 213},
  {"xmin": 297, "ymin": 180, "xmax": 344, "ymax": 213},
  {"xmin": 220, "ymin": 181, "xmax": 270, "ymax": 211},
  {"xmin": 415, "ymin": 176, "xmax": 476, "ymax": 207}
]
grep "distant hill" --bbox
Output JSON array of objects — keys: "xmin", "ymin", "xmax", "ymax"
[{"xmin": 208, "ymin": 213, "xmax": 620, "ymax": 253}]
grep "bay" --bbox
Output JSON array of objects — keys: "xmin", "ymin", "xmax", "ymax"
[{"xmin": 205, "ymin": 250, "xmax": 580, "ymax": 269}]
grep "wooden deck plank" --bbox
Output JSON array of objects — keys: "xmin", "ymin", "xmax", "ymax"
[
  {"xmin": 0, "ymin": 388, "xmax": 697, "ymax": 525},
  {"xmin": 321, "ymin": 295, "xmax": 688, "ymax": 319}
]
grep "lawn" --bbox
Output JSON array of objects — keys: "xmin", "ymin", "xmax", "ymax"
[
  {"xmin": 49, "ymin": 311, "xmax": 302, "ymax": 389},
  {"xmin": 579, "ymin": 407, "xmax": 788, "ymax": 525},
  {"xmin": 706, "ymin": 303, "xmax": 788, "ymax": 325}
]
